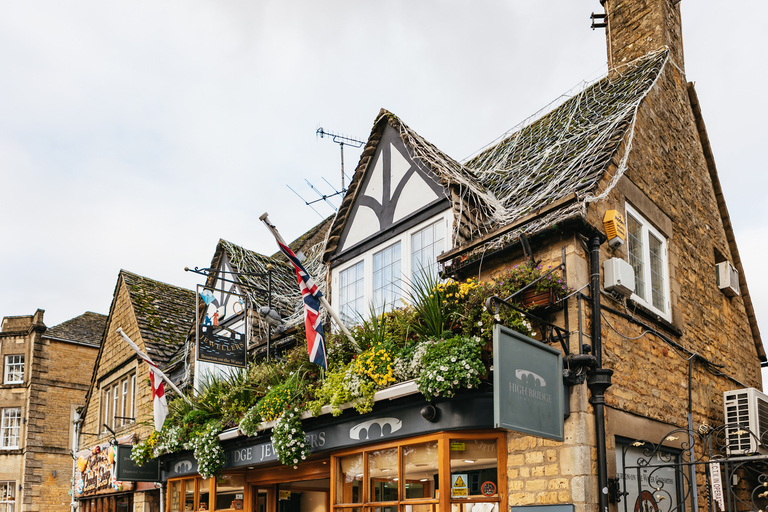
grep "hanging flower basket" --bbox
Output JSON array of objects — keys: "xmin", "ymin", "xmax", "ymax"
[{"xmin": 520, "ymin": 288, "xmax": 561, "ymax": 312}]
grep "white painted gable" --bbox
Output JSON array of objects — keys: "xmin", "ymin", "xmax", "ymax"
[{"xmin": 339, "ymin": 125, "xmax": 445, "ymax": 253}]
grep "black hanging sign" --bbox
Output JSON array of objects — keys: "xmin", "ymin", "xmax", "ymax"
[
  {"xmin": 114, "ymin": 445, "xmax": 160, "ymax": 482},
  {"xmin": 198, "ymin": 324, "xmax": 246, "ymax": 367},
  {"xmin": 197, "ymin": 286, "xmax": 247, "ymax": 368}
]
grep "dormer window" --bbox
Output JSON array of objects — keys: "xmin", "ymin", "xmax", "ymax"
[{"xmin": 334, "ymin": 215, "xmax": 449, "ymax": 325}]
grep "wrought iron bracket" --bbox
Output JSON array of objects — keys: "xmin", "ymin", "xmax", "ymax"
[
  {"xmin": 607, "ymin": 477, "xmax": 627, "ymax": 503},
  {"xmin": 485, "ymin": 294, "xmax": 571, "ymax": 356}
]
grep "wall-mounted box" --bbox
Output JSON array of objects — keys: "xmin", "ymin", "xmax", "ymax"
[
  {"xmin": 716, "ymin": 261, "xmax": 739, "ymax": 297},
  {"xmin": 604, "ymin": 258, "xmax": 635, "ymax": 297}
]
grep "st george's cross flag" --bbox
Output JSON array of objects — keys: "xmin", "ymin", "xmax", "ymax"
[
  {"xmin": 276, "ymin": 240, "xmax": 328, "ymax": 370},
  {"xmin": 116, "ymin": 328, "xmax": 169, "ymax": 431}
]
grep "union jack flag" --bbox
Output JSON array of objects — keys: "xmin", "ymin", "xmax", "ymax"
[{"xmin": 277, "ymin": 241, "xmax": 327, "ymax": 370}]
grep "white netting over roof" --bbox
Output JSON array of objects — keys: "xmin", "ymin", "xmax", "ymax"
[
  {"xmin": 395, "ymin": 48, "xmax": 670, "ymax": 252},
  {"xmin": 221, "ymin": 238, "xmax": 329, "ymax": 333}
]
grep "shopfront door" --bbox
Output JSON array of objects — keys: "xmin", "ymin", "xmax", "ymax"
[{"xmin": 252, "ymin": 479, "xmax": 329, "ymax": 512}]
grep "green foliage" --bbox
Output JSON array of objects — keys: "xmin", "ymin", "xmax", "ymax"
[
  {"xmin": 272, "ymin": 408, "xmax": 310, "ymax": 467},
  {"xmin": 144, "ymin": 265, "xmax": 555, "ymax": 470},
  {"xmin": 498, "ymin": 263, "xmax": 571, "ymax": 297},
  {"xmin": 408, "ymin": 270, "xmax": 451, "ymax": 339},
  {"xmin": 308, "ymin": 369, "xmax": 353, "ymax": 416},
  {"xmin": 416, "ymin": 336, "xmax": 485, "ymax": 401}
]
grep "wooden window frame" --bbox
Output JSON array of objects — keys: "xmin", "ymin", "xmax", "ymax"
[
  {"xmin": 167, "ymin": 474, "xmax": 253, "ymax": 512},
  {"xmin": 330, "ymin": 431, "xmax": 506, "ymax": 512}
]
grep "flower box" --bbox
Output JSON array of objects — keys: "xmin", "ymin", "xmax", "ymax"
[{"xmin": 520, "ymin": 288, "xmax": 561, "ymax": 311}]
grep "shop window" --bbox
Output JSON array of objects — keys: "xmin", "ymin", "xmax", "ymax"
[
  {"xmin": 1, "ymin": 408, "xmax": 21, "ymax": 449},
  {"xmin": 336, "ymin": 454, "xmax": 363, "ymax": 504},
  {"xmin": 169, "ymin": 477, "xmax": 210, "ymax": 512},
  {"xmin": 4, "ymin": 355, "xmax": 24, "ymax": 384},
  {"xmin": 369, "ymin": 448, "xmax": 398, "ymax": 502},
  {"xmin": 0, "ymin": 481, "xmax": 15, "ymax": 512},
  {"xmin": 449, "ymin": 439, "xmax": 498, "ymax": 500},
  {"xmin": 333, "ymin": 432, "xmax": 502, "ymax": 512},
  {"xmin": 215, "ymin": 474, "xmax": 245, "ymax": 510},
  {"xmin": 404, "ymin": 441, "xmax": 438, "ymax": 499}
]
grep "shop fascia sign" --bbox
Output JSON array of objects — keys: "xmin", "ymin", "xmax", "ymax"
[{"xmin": 164, "ymin": 393, "xmax": 494, "ymax": 478}]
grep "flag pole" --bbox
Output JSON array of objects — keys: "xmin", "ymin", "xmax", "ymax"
[
  {"xmin": 116, "ymin": 328, "xmax": 194, "ymax": 406},
  {"xmin": 259, "ymin": 212, "xmax": 359, "ymax": 350}
]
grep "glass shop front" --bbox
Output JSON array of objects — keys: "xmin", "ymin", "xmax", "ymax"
[{"xmin": 165, "ymin": 395, "xmax": 507, "ymax": 512}]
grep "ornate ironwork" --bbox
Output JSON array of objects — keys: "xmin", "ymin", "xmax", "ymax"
[{"xmin": 616, "ymin": 424, "xmax": 768, "ymax": 512}]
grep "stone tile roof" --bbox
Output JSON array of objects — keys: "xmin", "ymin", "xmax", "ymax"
[
  {"xmin": 120, "ymin": 270, "xmax": 196, "ymax": 367},
  {"xmin": 323, "ymin": 109, "xmax": 487, "ymax": 261},
  {"xmin": 44, "ymin": 312, "xmax": 107, "ymax": 346},
  {"xmin": 467, "ymin": 48, "xmax": 669, "ymax": 230},
  {"xmin": 324, "ymin": 49, "xmax": 669, "ymax": 266},
  {"xmin": 215, "ymin": 239, "xmax": 299, "ymax": 317}
]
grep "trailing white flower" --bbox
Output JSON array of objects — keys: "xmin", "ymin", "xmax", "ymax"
[{"xmin": 272, "ymin": 408, "xmax": 310, "ymax": 468}]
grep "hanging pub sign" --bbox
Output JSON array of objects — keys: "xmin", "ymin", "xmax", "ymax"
[
  {"xmin": 197, "ymin": 285, "xmax": 247, "ymax": 368},
  {"xmin": 73, "ymin": 440, "xmax": 135, "ymax": 498},
  {"xmin": 492, "ymin": 325, "xmax": 564, "ymax": 441},
  {"xmin": 114, "ymin": 445, "xmax": 159, "ymax": 482}
]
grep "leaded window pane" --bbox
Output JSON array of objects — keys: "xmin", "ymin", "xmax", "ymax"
[
  {"xmin": 1, "ymin": 409, "xmax": 21, "ymax": 449},
  {"xmin": 412, "ymin": 222, "xmax": 444, "ymax": 282},
  {"xmin": 627, "ymin": 214, "xmax": 645, "ymax": 300},
  {"xmin": 649, "ymin": 233, "xmax": 665, "ymax": 311},
  {"xmin": 373, "ymin": 242, "xmax": 401, "ymax": 312},
  {"xmin": 340, "ymin": 261, "xmax": 365, "ymax": 324},
  {"xmin": 4, "ymin": 356, "xmax": 24, "ymax": 385}
]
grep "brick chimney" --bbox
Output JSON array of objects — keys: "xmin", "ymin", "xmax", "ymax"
[{"xmin": 602, "ymin": 0, "xmax": 684, "ymax": 71}]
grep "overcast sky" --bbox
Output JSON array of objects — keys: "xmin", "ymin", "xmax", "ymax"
[{"xmin": 1, "ymin": 1, "xmax": 766, "ymax": 379}]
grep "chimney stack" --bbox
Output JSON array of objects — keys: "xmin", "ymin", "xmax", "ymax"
[{"xmin": 602, "ymin": 0, "xmax": 685, "ymax": 71}]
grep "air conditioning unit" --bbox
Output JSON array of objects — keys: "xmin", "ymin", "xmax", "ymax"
[
  {"xmin": 716, "ymin": 261, "xmax": 740, "ymax": 297},
  {"xmin": 724, "ymin": 387, "xmax": 768, "ymax": 455},
  {"xmin": 604, "ymin": 258, "xmax": 635, "ymax": 297}
]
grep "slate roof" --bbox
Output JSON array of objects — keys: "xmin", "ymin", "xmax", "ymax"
[
  {"xmin": 44, "ymin": 311, "xmax": 107, "ymax": 346},
  {"xmin": 120, "ymin": 270, "xmax": 196, "ymax": 367}
]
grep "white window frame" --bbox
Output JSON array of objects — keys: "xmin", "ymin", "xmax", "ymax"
[
  {"xmin": 3, "ymin": 355, "xmax": 24, "ymax": 385},
  {"xmin": 332, "ymin": 211, "xmax": 450, "ymax": 324},
  {"xmin": 1, "ymin": 408, "xmax": 21, "ymax": 449},
  {"xmin": 0, "ymin": 480, "xmax": 15, "ymax": 511},
  {"xmin": 625, "ymin": 203, "xmax": 671, "ymax": 321},
  {"xmin": 100, "ymin": 370, "xmax": 136, "ymax": 432}
]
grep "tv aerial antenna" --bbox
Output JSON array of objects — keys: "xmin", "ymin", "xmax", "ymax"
[{"xmin": 286, "ymin": 127, "xmax": 365, "ymax": 218}]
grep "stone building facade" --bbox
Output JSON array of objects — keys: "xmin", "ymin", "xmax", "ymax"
[
  {"xmin": 75, "ymin": 270, "xmax": 194, "ymax": 512},
  {"xmin": 0, "ymin": 309, "xmax": 105, "ymax": 512}
]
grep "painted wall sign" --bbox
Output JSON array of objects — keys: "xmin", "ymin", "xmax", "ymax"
[
  {"xmin": 493, "ymin": 325, "xmax": 564, "ymax": 441},
  {"xmin": 114, "ymin": 444, "xmax": 159, "ymax": 482},
  {"xmin": 164, "ymin": 393, "xmax": 494, "ymax": 479}
]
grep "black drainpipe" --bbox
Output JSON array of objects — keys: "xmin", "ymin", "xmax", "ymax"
[{"xmin": 587, "ymin": 236, "xmax": 613, "ymax": 512}]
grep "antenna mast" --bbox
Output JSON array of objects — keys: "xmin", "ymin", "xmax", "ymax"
[{"xmin": 316, "ymin": 127, "xmax": 365, "ymax": 192}]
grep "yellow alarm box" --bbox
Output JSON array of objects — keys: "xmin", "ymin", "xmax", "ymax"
[{"xmin": 603, "ymin": 210, "xmax": 626, "ymax": 248}]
